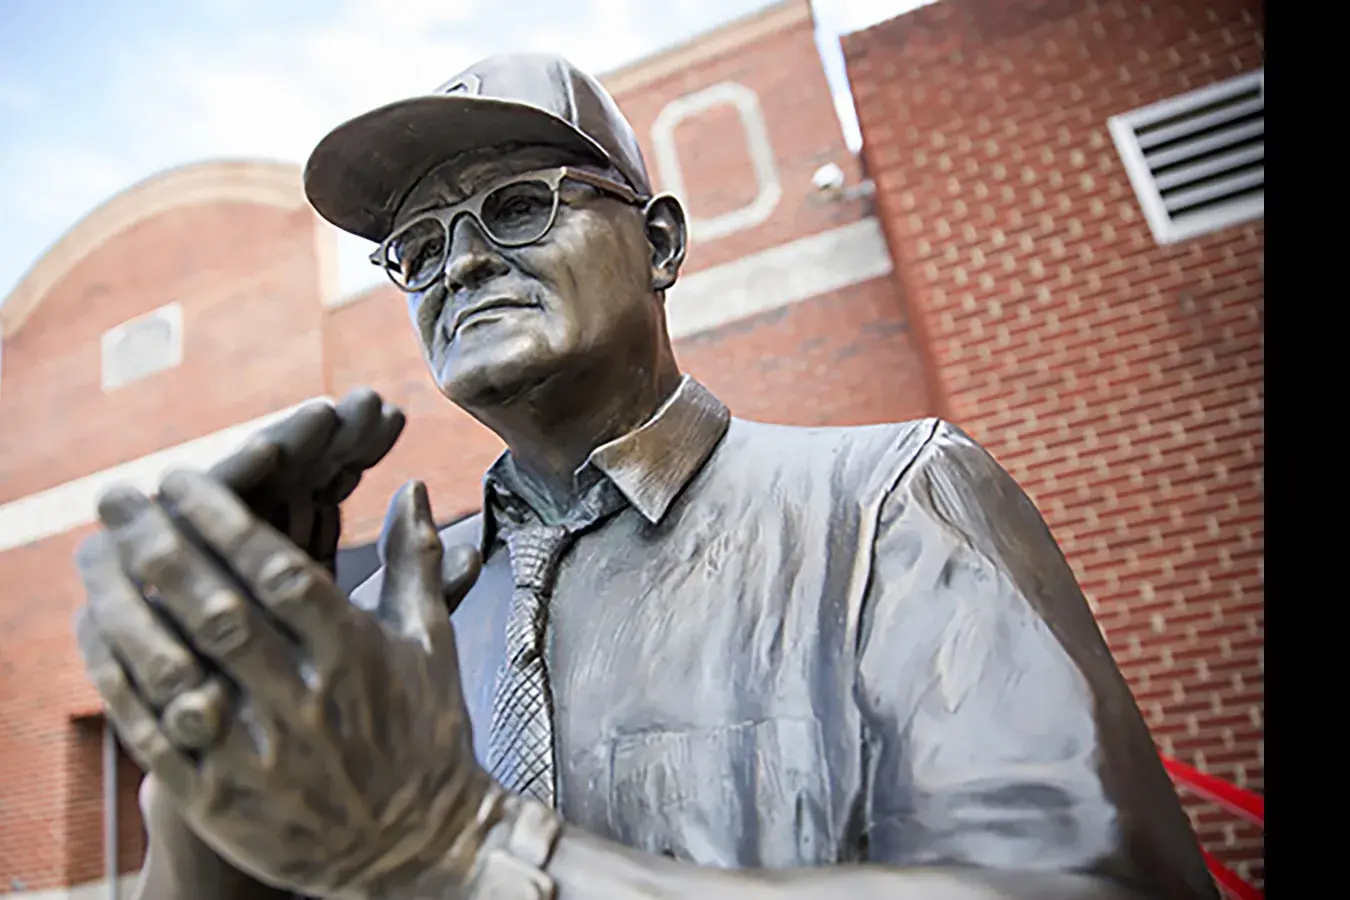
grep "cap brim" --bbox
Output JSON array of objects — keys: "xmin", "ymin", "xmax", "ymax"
[{"xmin": 303, "ymin": 95, "xmax": 612, "ymax": 242}]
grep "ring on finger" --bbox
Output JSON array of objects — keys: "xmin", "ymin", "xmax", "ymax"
[{"xmin": 160, "ymin": 677, "xmax": 231, "ymax": 751}]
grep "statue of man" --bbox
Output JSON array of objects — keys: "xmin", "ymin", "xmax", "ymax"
[{"xmin": 74, "ymin": 54, "xmax": 1218, "ymax": 900}]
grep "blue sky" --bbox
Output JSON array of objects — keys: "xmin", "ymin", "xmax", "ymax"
[{"xmin": 0, "ymin": 0, "xmax": 930, "ymax": 305}]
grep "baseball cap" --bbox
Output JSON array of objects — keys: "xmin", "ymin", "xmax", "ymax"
[{"xmin": 303, "ymin": 53, "xmax": 652, "ymax": 243}]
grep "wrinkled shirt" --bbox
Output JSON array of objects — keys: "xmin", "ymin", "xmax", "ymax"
[{"xmin": 353, "ymin": 376, "xmax": 1214, "ymax": 898}]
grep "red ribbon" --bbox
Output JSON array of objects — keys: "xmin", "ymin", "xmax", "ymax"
[
  {"xmin": 1160, "ymin": 754, "xmax": 1264, "ymax": 899},
  {"xmin": 1202, "ymin": 849, "xmax": 1263, "ymax": 900},
  {"xmin": 1161, "ymin": 755, "xmax": 1265, "ymax": 827}
]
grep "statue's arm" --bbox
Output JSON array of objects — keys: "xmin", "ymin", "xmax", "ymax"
[
  {"xmin": 540, "ymin": 828, "xmax": 1150, "ymax": 899},
  {"xmin": 837, "ymin": 421, "xmax": 1217, "ymax": 898}
]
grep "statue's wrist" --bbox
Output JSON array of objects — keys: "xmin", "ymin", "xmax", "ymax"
[
  {"xmin": 374, "ymin": 773, "xmax": 511, "ymax": 900},
  {"xmin": 462, "ymin": 791, "xmax": 565, "ymax": 900},
  {"xmin": 381, "ymin": 779, "xmax": 563, "ymax": 900}
]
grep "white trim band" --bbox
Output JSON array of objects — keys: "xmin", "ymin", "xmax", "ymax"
[
  {"xmin": 0, "ymin": 403, "xmax": 316, "ymax": 552},
  {"xmin": 4, "ymin": 874, "xmax": 140, "ymax": 900},
  {"xmin": 651, "ymin": 81, "xmax": 783, "ymax": 242},
  {"xmin": 666, "ymin": 216, "xmax": 893, "ymax": 340}
]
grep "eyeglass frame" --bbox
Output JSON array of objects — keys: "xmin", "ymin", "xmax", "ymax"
[{"xmin": 369, "ymin": 165, "xmax": 650, "ymax": 293}]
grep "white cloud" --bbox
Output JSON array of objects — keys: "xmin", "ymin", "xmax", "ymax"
[{"xmin": 113, "ymin": 5, "xmax": 475, "ymax": 165}]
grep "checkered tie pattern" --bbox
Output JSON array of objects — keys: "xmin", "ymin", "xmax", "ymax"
[{"xmin": 484, "ymin": 521, "xmax": 572, "ymax": 805}]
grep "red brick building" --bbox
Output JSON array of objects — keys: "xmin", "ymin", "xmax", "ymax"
[{"xmin": 0, "ymin": 0, "xmax": 1262, "ymax": 894}]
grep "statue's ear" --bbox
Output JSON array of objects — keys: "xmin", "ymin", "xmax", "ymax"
[{"xmin": 644, "ymin": 194, "xmax": 687, "ymax": 293}]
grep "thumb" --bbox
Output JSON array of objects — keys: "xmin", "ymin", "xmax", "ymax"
[{"xmin": 376, "ymin": 480, "xmax": 451, "ymax": 651}]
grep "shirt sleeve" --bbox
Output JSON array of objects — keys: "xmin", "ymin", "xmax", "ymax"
[{"xmin": 855, "ymin": 422, "xmax": 1216, "ymax": 898}]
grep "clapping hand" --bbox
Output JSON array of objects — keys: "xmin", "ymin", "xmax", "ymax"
[{"xmin": 73, "ymin": 392, "xmax": 501, "ymax": 899}]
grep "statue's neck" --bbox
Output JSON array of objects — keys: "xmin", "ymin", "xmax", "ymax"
[{"xmin": 476, "ymin": 359, "xmax": 682, "ymax": 512}]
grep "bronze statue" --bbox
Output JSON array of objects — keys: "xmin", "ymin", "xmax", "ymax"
[{"xmin": 73, "ymin": 54, "xmax": 1219, "ymax": 899}]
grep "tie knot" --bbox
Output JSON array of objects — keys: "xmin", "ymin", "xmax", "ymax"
[{"xmin": 504, "ymin": 523, "xmax": 571, "ymax": 594}]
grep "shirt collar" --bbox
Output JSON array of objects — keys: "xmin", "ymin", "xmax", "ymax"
[{"xmin": 478, "ymin": 375, "xmax": 730, "ymax": 550}]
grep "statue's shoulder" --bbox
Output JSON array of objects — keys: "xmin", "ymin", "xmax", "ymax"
[
  {"xmin": 712, "ymin": 415, "xmax": 951, "ymax": 499},
  {"xmin": 725, "ymin": 414, "xmax": 943, "ymax": 452},
  {"xmin": 727, "ymin": 414, "xmax": 947, "ymax": 462}
]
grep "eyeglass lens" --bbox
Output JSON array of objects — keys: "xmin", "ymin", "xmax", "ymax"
[{"xmin": 386, "ymin": 179, "xmax": 558, "ymax": 291}]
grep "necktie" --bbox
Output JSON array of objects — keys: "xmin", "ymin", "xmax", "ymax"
[{"xmin": 484, "ymin": 521, "xmax": 572, "ymax": 805}]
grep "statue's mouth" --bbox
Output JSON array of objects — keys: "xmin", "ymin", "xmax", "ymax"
[{"xmin": 445, "ymin": 295, "xmax": 540, "ymax": 339}]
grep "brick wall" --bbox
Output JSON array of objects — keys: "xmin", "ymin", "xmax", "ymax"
[
  {"xmin": 603, "ymin": 1, "xmax": 872, "ymax": 274},
  {"xmin": 0, "ymin": 198, "xmax": 329, "ymax": 504},
  {"xmin": 844, "ymin": 0, "xmax": 1264, "ymax": 885},
  {"xmin": 0, "ymin": 524, "xmax": 105, "ymax": 890}
]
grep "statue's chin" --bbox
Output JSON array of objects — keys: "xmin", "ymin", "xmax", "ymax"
[{"xmin": 437, "ymin": 342, "xmax": 567, "ymax": 414}]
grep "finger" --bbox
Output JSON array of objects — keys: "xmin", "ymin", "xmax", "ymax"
[
  {"xmin": 317, "ymin": 402, "xmax": 405, "ymax": 505},
  {"xmin": 324, "ymin": 469, "xmax": 363, "ymax": 505},
  {"xmin": 75, "ymin": 531, "xmax": 206, "ymax": 708},
  {"xmin": 377, "ymin": 481, "xmax": 461, "ymax": 652},
  {"xmin": 283, "ymin": 502, "xmax": 318, "ymax": 556},
  {"xmin": 310, "ymin": 388, "xmax": 383, "ymax": 486},
  {"xmin": 207, "ymin": 398, "xmax": 336, "ymax": 494},
  {"xmin": 272, "ymin": 401, "xmax": 341, "ymax": 481},
  {"xmin": 349, "ymin": 402, "xmax": 406, "ymax": 470},
  {"xmin": 74, "ymin": 607, "xmax": 197, "ymax": 797},
  {"xmin": 309, "ymin": 504, "xmax": 341, "ymax": 574},
  {"xmin": 97, "ymin": 485, "xmax": 310, "ymax": 715},
  {"xmin": 156, "ymin": 469, "xmax": 352, "ymax": 666},
  {"xmin": 207, "ymin": 435, "xmax": 281, "ymax": 496},
  {"xmin": 206, "ymin": 439, "xmax": 292, "ymax": 541}
]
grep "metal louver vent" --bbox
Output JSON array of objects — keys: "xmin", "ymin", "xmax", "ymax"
[{"xmin": 1109, "ymin": 68, "xmax": 1264, "ymax": 245}]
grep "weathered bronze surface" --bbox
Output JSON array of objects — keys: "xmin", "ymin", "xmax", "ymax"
[{"xmin": 74, "ymin": 54, "xmax": 1219, "ymax": 899}]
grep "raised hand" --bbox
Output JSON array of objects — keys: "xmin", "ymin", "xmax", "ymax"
[
  {"xmin": 209, "ymin": 388, "xmax": 405, "ymax": 576},
  {"xmin": 74, "ymin": 471, "xmax": 500, "ymax": 899}
]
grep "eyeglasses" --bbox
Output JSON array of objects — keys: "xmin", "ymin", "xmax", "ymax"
[{"xmin": 370, "ymin": 166, "xmax": 648, "ymax": 293}]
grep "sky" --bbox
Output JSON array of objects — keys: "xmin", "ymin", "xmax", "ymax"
[{"xmin": 0, "ymin": 0, "xmax": 933, "ymax": 306}]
